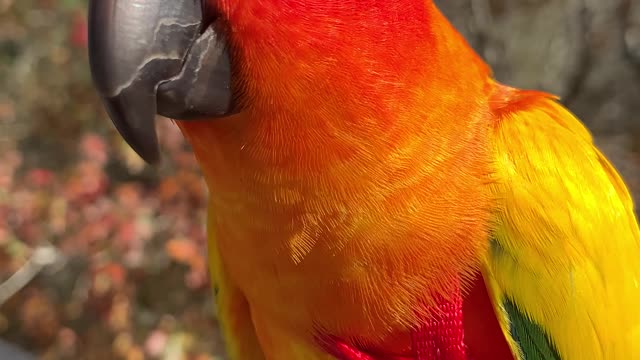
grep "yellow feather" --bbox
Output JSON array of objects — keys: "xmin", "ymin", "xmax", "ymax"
[
  {"xmin": 485, "ymin": 95, "xmax": 640, "ymax": 359},
  {"xmin": 206, "ymin": 204, "xmax": 265, "ymax": 360}
]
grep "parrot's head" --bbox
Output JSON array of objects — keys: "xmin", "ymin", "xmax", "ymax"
[{"xmin": 89, "ymin": 0, "xmax": 490, "ymax": 164}]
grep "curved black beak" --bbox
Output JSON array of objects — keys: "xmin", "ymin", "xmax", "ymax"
[{"xmin": 88, "ymin": 0, "xmax": 234, "ymax": 164}]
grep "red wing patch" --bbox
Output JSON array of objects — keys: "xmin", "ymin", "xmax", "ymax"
[
  {"xmin": 411, "ymin": 287, "xmax": 467, "ymax": 360},
  {"xmin": 319, "ymin": 279, "xmax": 468, "ymax": 360},
  {"xmin": 318, "ymin": 274, "xmax": 513, "ymax": 360}
]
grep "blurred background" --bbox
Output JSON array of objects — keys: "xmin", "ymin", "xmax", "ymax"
[{"xmin": 0, "ymin": 0, "xmax": 638, "ymax": 359}]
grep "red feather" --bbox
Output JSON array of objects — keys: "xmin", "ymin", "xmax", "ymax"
[{"xmin": 319, "ymin": 274, "xmax": 514, "ymax": 360}]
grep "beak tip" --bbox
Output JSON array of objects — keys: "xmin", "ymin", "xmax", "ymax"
[
  {"xmin": 131, "ymin": 140, "xmax": 161, "ymax": 166},
  {"xmin": 144, "ymin": 146, "xmax": 161, "ymax": 165},
  {"xmin": 102, "ymin": 95, "xmax": 161, "ymax": 165},
  {"xmin": 119, "ymin": 124, "xmax": 161, "ymax": 165}
]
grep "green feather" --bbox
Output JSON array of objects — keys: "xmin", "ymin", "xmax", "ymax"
[{"xmin": 504, "ymin": 297, "xmax": 562, "ymax": 360}]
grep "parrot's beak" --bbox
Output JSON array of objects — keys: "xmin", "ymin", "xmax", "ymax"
[{"xmin": 88, "ymin": 0, "xmax": 234, "ymax": 164}]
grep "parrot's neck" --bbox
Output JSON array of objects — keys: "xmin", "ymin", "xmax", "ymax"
[
  {"xmin": 178, "ymin": 1, "xmax": 496, "ymax": 349},
  {"xmin": 189, "ymin": 0, "xmax": 494, "ymax": 182}
]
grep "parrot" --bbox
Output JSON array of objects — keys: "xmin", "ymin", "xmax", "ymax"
[{"xmin": 87, "ymin": 0, "xmax": 640, "ymax": 359}]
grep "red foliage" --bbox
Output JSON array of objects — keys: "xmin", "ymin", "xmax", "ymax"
[{"xmin": 0, "ymin": 122, "xmax": 220, "ymax": 358}]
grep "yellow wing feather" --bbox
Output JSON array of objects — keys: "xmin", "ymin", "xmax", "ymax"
[
  {"xmin": 206, "ymin": 203, "xmax": 266, "ymax": 360},
  {"xmin": 485, "ymin": 93, "xmax": 640, "ymax": 359}
]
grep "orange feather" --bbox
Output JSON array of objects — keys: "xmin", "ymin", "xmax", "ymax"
[{"xmin": 181, "ymin": 1, "xmax": 516, "ymax": 357}]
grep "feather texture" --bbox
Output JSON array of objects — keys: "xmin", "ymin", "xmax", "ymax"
[
  {"xmin": 503, "ymin": 296, "xmax": 560, "ymax": 360},
  {"xmin": 175, "ymin": 1, "xmax": 640, "ymax": 359},
  {"xmin": 486, "ymin": 88, "xmax": 640, "ymax": 359},
  {"xmin": 180, "ymin": 2, "xmax": 496, "ymax": 356},
  {"xmin": 205, "ymin": 205, "xmax": 265, "ymax": 360}
]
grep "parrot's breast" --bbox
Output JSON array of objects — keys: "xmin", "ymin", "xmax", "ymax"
[
  {"xmin": 178, "ymin": 102, "xmax": 496, "ymax": 350},
  {"xmin": 176, "ymin": 8, "xmax": 498, "ymax": 348}
]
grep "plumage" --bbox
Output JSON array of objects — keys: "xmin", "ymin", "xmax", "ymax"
[
  {"xmin": 175, "ymin": 1, "xmax": 640, "ymax": 359},
  {"xmin": 486, "ymin": 89, "xmax": 640, "ymax": 359}
]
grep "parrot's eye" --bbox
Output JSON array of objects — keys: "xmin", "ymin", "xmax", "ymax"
[{"xmin": 88, "ymin": 0, "xmax": 234, "ymax": 164}]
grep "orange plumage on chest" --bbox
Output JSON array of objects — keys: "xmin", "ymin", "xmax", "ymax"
[{"xmin": 179, "ymin": 0, "xmax": 497, "ymax": 352}]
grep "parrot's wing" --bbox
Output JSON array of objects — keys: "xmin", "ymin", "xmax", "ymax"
[
  {"xmin": 484, "ymin": 87, "xmax": 640, "ymax": 360},
  {"xmin": 206, "ymin": 205, "xmax": 265, "ymax": 360}
]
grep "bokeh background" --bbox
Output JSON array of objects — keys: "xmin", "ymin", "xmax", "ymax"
[{"xmin": 0, "ymin": 0, "xmax": 638, "ymax": 359}]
